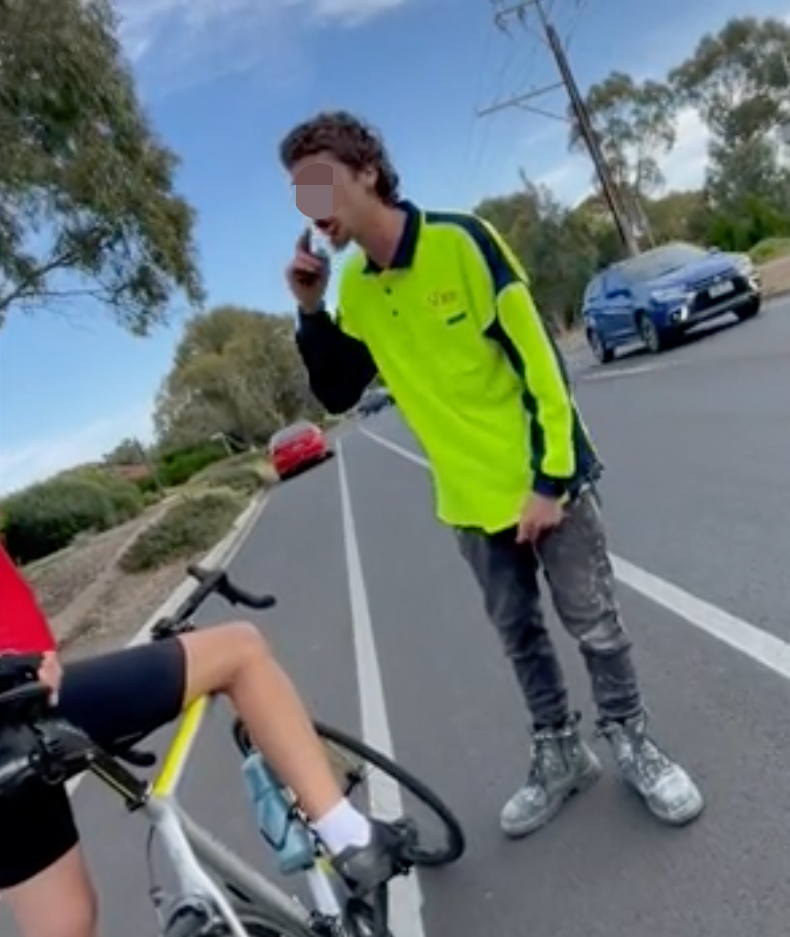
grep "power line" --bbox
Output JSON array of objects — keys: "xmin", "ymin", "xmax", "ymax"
[
  {"xmin": 467, "ymin": 20, "xmax": 524, "ymax": 191},
  {"xmin": 563, "ymin": 0, "xmax": 592, "ymax": 48},
  {"xmin": 478, "ymin": 0, "xmax": 640, "ymax": 256}
]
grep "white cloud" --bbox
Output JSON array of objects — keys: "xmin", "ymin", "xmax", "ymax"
[
  {"xmin": 535, "ymin": 154, "xmax": 589, "ymax": 204},
  {"xmin": 536, "ymin": 163, "xmax": 573, "ymax": 191},
  {"xmin": 661, "ymin": 106, "xmax": 711, "ymax": 190},
  {"xmin": 0, "ymin": 405, "xmax": 154, "ymax": 496},
  {"xmin": 117, "ymin": 0, "xmax": 413, "ymax": 94},
  {"xmin": 310, "ymin": 0, "xmax": 409, "ymax": 25}
]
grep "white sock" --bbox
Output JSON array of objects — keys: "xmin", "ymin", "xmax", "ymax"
[{"xmin": 313, "ymin": 798, "xmax": 372, "ymax": 854}]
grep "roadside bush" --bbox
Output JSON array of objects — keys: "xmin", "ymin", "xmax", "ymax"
[
  {"xmin": 134, "ymin": 475, "xmax": 160, "ymax": 495},
  {"xmin": 2, "ymin": 470, "xmax": 146, "ymax": 566},
  {"xmin": 204, "ymin": 450, "xmax": 261, "ymax": 469},
  {"xmin": 3, "ymin": 477, "xmax": 117, "ymax": 565},
  {"xmin": 190, "ymin": 458, "xmax": 267, "ymax": 496},
  {"xmin": 750, "ymin": 237, "xmax": 790, "ymax": 265},
  {"xmin": 65, "ymin": 468, "xmax": 144, "ymax": 521},
  {"xmin": 155, "ymin": 441, "xmax": 228, "ymax": 488},
  {"xmin": 119, "ymin": 491, "xmax": 243, "ymax": 573}
]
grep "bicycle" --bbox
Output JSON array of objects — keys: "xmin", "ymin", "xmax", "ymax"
[{"xmin": 0, "ymin": 564, "xmax": 465, "ymax": 937}]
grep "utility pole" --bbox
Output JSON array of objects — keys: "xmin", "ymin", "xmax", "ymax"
[{"xmin": 479, "ymin": 0, "xmax": 641, "ymax": 256}]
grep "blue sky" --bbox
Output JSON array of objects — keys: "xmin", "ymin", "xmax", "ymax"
[{"xmin": 1, "ymin": 0, "xmax": 788, "ymax": 493}]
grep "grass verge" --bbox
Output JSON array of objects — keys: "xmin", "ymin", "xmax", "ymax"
[
  {"xmin": 750, "ymin": 237, "xmax": 790, "ymax": 265},
  {"xmin": 188, "ymin": 452, "xmax": 276, "ymax": 496},
  {"xmin": 119, "ymin": 490, "xmax": 245, "ymax": 574}
]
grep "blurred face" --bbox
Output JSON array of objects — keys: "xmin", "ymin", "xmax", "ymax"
[{"xmin": 290, "ymin": 151, "xmax": 379, "ymax": 250}]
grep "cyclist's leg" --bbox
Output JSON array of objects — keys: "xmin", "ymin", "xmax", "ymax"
[
  {"xmin": 59, "ymin": 623, "xmax": 406, "ymax": 891},
  {"xmin": 60, "ymin": 625, "xmax": 353, "ymax": 827},
  {"xmin": 0, "ymin": 783, "xmax": 97, "ymax": 937},
  {"xmin": 176, "ymin": 623, "xmax": 406, "ymax": 887},
  {"xmin": 180, "ymin": 621, "xmax": 345, "ymax": 819}
]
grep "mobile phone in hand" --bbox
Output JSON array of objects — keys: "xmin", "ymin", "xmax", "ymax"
[{"xmin": 296, "ymin": 228, "xmax": 329, "ymax": 287}]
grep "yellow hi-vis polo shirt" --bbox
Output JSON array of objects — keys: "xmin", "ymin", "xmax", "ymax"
[{"xmin": 336, "ymin": 201, "xmax": 600, "ymax": 533}]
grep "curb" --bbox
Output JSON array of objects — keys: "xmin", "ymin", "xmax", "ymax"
[{"xmin": 126, "ymin": 491, "xmax": 270, "ymax": 648}]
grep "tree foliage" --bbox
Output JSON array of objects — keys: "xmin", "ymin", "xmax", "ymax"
[
  {"xmin": 641, "ymin": 190, "xmax": 710, "ymax": 245},
  {"xmin": 569, "ymin": 72, "xmax": 677, "ymax": 198},
  {"xmin": 669, "ymin": 16, "xmax": 790, "ymax": 147},
  {"xmin": 1, "ymin": 471, "xmax": 143, "ymax": 565},
  {"xmin": 0, "ymin": 0, "xmax": 204, "ymax": 331},
  {"xmin": 103, "ymin": 437, "xmax": 146, "ymax": 465},
  {"xmin": 667, "ymin": 16, "xmax": 790, "ymax": 240},
  {"xmin": 477, "ymin": 182, "xmax": 602, "ymax": 331},
  {"xmin": 558, "ymin": 14, "xmax": 790, "ymax": 261},
  {"xmin": 153, "ymin": 306, "xmax": 322, "ymax": 450}
]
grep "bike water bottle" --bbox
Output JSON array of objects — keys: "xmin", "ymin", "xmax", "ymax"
[{"xmin": 241, "ymin": 751, "xmax": 315, "ymax": 875}]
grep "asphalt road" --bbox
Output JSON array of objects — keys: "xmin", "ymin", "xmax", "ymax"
[{"xmin": 4, "ymin": 299, "xmax": 790, "ymax": 937}]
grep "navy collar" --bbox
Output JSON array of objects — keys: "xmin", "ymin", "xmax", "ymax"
[{"xmin": 363, "ymin": 200, "xmax": 420, "ymax": 274}]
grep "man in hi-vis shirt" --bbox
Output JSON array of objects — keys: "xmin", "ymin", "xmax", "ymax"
[{"xmin": 280, "ymin": 109, "xmax": 704, "ymax": 838}]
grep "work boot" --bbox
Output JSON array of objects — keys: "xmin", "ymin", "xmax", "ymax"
[
  {"xmin": 333, "ymin": 819, "xmax": 417, "ymax": 898},
  {"xmin": 599, "ymin": 714, "xmax": 704, "ymax": 825},
  {"xmin": 501, "ymin": 712, "xmax": 602, "ymax": 838}
]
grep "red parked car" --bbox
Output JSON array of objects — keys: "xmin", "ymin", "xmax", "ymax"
[{"xmin": 269, "ymin": 420, "xmax": 332, "ymax": 480}]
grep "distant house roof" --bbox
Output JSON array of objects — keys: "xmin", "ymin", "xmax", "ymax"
[{"xmin": 109, "ymin": 464, "xmax": 150, "ymax": 482}]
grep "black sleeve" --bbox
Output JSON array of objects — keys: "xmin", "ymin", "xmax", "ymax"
[{"xmin": 295, "ymin": 307, "xmax": 378, "ymax": 414}]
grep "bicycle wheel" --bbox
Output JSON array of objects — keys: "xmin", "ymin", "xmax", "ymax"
[{"xmin": 232, "ymin": 719, "xmax": 465, "ymax": 867}]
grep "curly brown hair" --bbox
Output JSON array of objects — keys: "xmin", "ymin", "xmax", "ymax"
[{"xmin": 279, "ymin": 111, "xmax": 400, "ymax": 204}]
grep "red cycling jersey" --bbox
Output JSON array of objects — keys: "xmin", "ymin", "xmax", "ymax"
[{"xmin": 0, "ymin": 544, "xmax": 56, "ymax": 654}]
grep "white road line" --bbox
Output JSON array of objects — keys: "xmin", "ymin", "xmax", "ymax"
[
  {"xmin": 336, "ymin": 440, "xmax": 426, "ymax": 937},
  {"xmin": 581, "ymin": 362, "xmax": 668, "ymax": 382},
  {"xmin": 359, "ymin": 429, "xmax": 427, "ymax": 468},
  {"xmin": 358, "ymin": 428, "xmax": 790, "ymax": 682},
  {"xmin": 610, "ymin": 556, "xmax": 790, "ymax": 680}
]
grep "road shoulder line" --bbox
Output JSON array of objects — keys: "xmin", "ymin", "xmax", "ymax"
[{"xmin": 336, "ymin": 440, "xmax": 427, "ymax": 937}]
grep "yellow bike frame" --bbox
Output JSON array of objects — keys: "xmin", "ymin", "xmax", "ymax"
[
  {"xmin": 152, "ymin": 695, "xmax": 211, "ymax": 797},
  {"xmin": 148, "ymin": 692, "xmax": 338, "ymax": 880},
  {"xmin": 86, "ymin": 688, "xmax": 325, "ymax": 937}
]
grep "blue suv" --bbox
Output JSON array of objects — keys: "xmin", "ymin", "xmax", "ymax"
[{"xmin": 582, "ymin": 242, "xmax": 762, "ymax": 364}]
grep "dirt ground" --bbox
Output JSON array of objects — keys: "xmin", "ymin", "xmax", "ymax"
[
  {"xmin": 758, "ymin": 255, "xmax": 790, "ymax": 297},
  {"xmin": 24, "ymin": 500, "xmax": 240, "ymax": 662}
]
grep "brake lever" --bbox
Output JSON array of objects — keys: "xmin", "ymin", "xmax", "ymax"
[{"xmin": 151, "ymin": 616, "xmax": 196, "ymax": 641}]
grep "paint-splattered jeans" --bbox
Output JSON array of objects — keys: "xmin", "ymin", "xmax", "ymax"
[{"xmin": 455, "ymin": 488, "xmax": 643, "ymax": 729}]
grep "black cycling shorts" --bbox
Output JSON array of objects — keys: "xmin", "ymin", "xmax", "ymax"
[{"xmin": 0, "ymin": 637, "xmax": 186, "ymax": 890}]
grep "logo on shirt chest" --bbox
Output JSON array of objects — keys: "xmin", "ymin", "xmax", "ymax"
[
  {"xmin": 427, "ymin": 289, "xmax": 459, "ymax": 308},
  {"xmin": 426, "ymin": 289, "xmax": 467, "ymax": 326}
]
